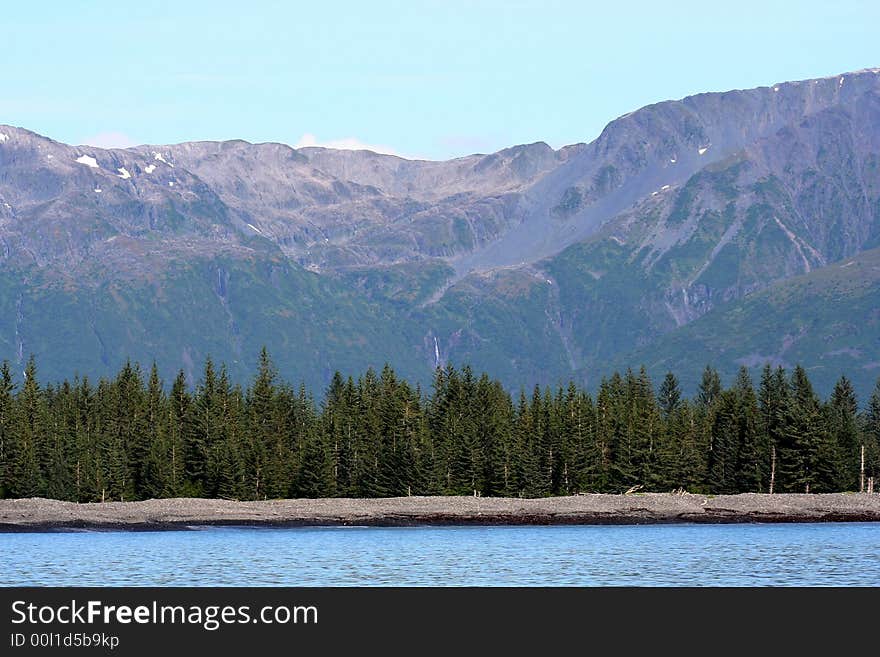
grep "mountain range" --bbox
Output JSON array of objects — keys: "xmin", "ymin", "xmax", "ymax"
[{"xmin": 1, "ymin": 68, "xmax": 879, "ymax": 397}]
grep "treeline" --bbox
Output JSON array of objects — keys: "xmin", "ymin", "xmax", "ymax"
[{"xmin": 1, "ymin": 350, "xmax": 879, "ymax": 501}]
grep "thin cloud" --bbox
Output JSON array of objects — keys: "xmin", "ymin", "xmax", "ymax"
[
  {"xmin": 293, "ymin": 133, "xmax": 415, "ymax": 158},
  {"xmin": 79, "ymin": 131, "xmax": 140, "ymax": 149}
]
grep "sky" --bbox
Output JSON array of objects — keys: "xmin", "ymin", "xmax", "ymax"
[{"xmin": 2, "ymin": 0, "xmax": 878, "ymax": 160}]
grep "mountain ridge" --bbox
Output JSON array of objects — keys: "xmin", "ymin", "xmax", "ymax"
[{"xmin": 1, "ymin": 67, "xmax": 879, "ymax": 397}]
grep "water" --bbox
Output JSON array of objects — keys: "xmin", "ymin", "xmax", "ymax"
[{"xmin": 2, "ymin": 523, "xmax": 879, "ymax": 586}]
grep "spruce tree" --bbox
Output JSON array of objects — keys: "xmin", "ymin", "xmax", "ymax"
[
  {"xmin": 166, "ymin": 370, "xmax": 191, "ymax": 497},
  {"xmin": 0, "ymin": 362, "xmax": 16, "ymax": 497},
  {"xmin": 511, "ymin": 389, "xmax": 540, "ymax": 496},
  {"xmin": 375, "ymin": 364, "xmax": 409, "ymax": 496},
  {"xmin": 658, "ymin": 372, "xmax": 682, "ymax": 417},
  {"xmin": 245, "ymin": 348, "xmax": 293, "ymax": 499},
  {"xmin": 44, "ymin": 380, "xmax": 76, "ymax": 501},
  {"xmin": 630, "ymin": 367, "xmax": 660, "ymax": 489},
  {"xmin": 696, "ymin": 365, "xmax": 722, "ymax": 408},
  {"xmin": 778, "ymin": 366, "xmax": 836, "ymax": 493},
  {"xmin": 758, "ymin": 365, "xmax": 789, "ymax": 493},
  {"xmin": 658, "ymin": 401, "xmax": 706, "ymax": 492},
  {"xmin": 707, "ymin": 390, "xmax": 739, "ymax": 494},
  {"xmin": 188, "ymin": 358, "xmax": 218, "ymax": 495},
  {"xmin": 528, "ymin": 385, "xmax": 551, "ymax": 496},
  {"xmin": 354, "ymin": 367, "xmax": 383, "ymax": 497},
  {"xmin": 322, "ymin": 372, "xmax": 351, "ymax": 495},
  {"xmin": 476, "ymin": 375, "xmax": 512, "ymax": 496},
  {"xmin": 827, "ymin": 375, "xmax": 860, "ymax": 491},
  {"xmin": 563, "ymin": 382, "xmax": 600, "ymax": 494},
  {"xmin": 295, "ymin": 420, "xmax": 331, "ymax": 498},
  {"xmin": 599, "ymin": 372, "xmax": 634, "ymax": 492},
  {"xmin": 6, "ymin": 354, "xmax": 880, "ymax": 502},
  {"xmin": 10, "ymin": 357, "xmax": 46, "ymax": 498},
  {"xmin": 114, "ymin": 361, "xmax": 147, "ymax": 498},
  {"xmin": 863, "ymin": 379, "xmax": 880, "ymax": 486},
  {"xmin": 594, "ymin": 375, "xmax": 623, "ymax": 492},
  {"xmin": 73, "ymin": 376, "xmax": 100, "ymax": 501},
  {"xmin": 733, "ymin": 367, "xmax": 764, "ymax": 492},
  {"xmin": 447, "ymin": 365, "xmax": 480, "ymax": 495},
  {"xmin": 217, "ymin": 379, "xmax": 248, "ymax": 499}
]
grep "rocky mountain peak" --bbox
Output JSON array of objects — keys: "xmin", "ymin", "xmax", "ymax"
[{"xmin": 1, "ymin": 69, "xmax": 879, "ymax": 396}]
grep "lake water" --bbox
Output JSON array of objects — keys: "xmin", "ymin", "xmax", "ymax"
[{"xmin": 2, "ymin": 523, "xmax": 879, "ymax": 586}]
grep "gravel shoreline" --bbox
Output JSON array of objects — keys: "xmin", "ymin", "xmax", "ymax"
[{"xmin": 2, "ymin": 493, "xmax": 880, "ymax": 531}]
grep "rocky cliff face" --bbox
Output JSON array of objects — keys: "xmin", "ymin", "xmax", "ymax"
[{"xmin": 1, "ymin": 68, "xmax": 879, "ymax": 395}]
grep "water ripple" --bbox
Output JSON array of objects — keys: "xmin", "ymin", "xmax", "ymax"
[{"xmin": 2, "ymin": 523, "xmax": 879, "ymax": 586}]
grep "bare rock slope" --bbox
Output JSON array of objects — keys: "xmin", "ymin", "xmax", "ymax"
[{"xmin": 1, "ymin": 69, "xmax": 879, "ymax": 394}]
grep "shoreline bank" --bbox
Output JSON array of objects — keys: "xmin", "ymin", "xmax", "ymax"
[{"xmin": 2, "ymin": 493, "xmax": 880, "ymax": 531}]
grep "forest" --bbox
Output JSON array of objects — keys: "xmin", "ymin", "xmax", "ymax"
[{"xmin": 1, "ymin": 349, "xmax": 879, "ymax": 501}]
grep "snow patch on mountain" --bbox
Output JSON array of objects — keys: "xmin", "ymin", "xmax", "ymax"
[
  {"xmin": 153, "ymin": 152, "xmax": 174, "ymax": 167},
  {"xmin": 76, "ymin": 155, "xmax": 100, "ymax": 168}
]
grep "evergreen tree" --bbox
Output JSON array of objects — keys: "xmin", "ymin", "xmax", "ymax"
[
  {"xmin": 142, "ymin": 365, "xmax": 173, "ymax": 498},
  {"xmin": 733, "ymin": 367, "xmax": 764, "ymax": 492},
  {"xmin": 511, "ymin": 389, "xmax": 540, "ymax": 496},
  {"xmin": 425, "ymin": 367, "xmax": 449, "ymax": 495},
  {"xmin": 658, "ymin": 372, "xmax": 682, "ymax": 417},
  {"xmin": 562, "ymin": 382, "xmax": 600, "ymax": 494},
  {"xmin": 758, "ymin": 365, "xmax": 789, "ymax": 493},
  {"xmin": 696, "ymin": 365, "xmax": 722, "ymax": 408},
  {"xmin": 72, "ymin": 377, "xmax": 100, "ymax": 501},
  {"xmin": 529, "ymin": 385, "xmax": 552, "ymax": 496},
  {"xmin": 166, "ymin": 370, "xmax": 191, "ymax": 497},
  {"xmin": 114, "ymin": 361, "xmax": 147, "ymax": 498},
  {"xmin": 594, "ymin": 375, "xmax": 622, "ymax": 492},
  {"xmin": 10, "ymin": 357, "xmax": 46, "ymax": 497},
  {"xmin": 216, "ymin": 379, "xmax": 247, "ymax": 499},
  {"xmin": 3, "ymin": 354, "xmax": 873, "ymax": 502},
  {"xmin": 598, "ymin": 373, "xmax": 634, "ymax": 492},
  {"xmin": 630, "ymin": 367, "xmax": 661, "ymax": 488},
  {"xmin": 354, "ymin": 367, "xmax": 383, "ymax": 497},
  {"xmin": 188, "ymin": 358, "xmax": 217, "ymax": 495},
  {"xmin": 707, "ymin": 390, "xmax": 739, "ymax": 493},
  {"xmin": 323, "ymin": 372, "xmax": 351, "ymax": 495},
  {"xmin": 827, "ymin": 375, "xmax": 860, "ymax": 491},
  {"xmin": 244, "ymin": 348, "xmax": 293, "ymax": 499},
  {"xmin": 295, "ymin": 414, "xmax": 331, "ymax": 498},
  {"xmin": 447, "ymin": 365, "xmax": 480, "ymax": 495},
  {"xmin": 476, "ymin": 375, "xmax": 512, "ymax": 496},
  {"xmin": 375, "ymin": 364, "xmax": 412, "ymax": 496},
  {"xmin": 778, "ymin": 367, "xmax": 836, "ymax": 492},
  {"xmin": 94, "ymin": 378, "xmax": 134, "ymax": 502},
  {"xmin": 0, "ymin": 362, "xmax": 16, "ymax": 497},
  {"xmin": 863, "ymin": 379, "xmax": 880, "ymax": 486},
  {"xmin": 658, "ymin": 401, "xmax": 706, "ymax": 492},
  {"xmin": 44, "ymin": 380, "xmax": 76, "ymax": 501}
]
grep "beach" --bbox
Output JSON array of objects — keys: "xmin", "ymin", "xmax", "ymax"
[{"xmin": 2, "ymin": 493, "xmax": 880, "ymax": 531}]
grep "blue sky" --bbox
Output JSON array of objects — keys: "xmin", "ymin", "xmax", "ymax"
[{"xmin": 2, "ymin": 1, "xmax": 878, "ymax": 159}]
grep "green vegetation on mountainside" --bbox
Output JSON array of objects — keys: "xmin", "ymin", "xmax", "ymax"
[{"xmin": 610, "ymin": 248, "xmax": 880, "ymax": 397}]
